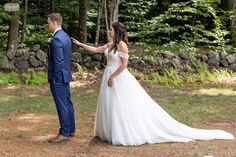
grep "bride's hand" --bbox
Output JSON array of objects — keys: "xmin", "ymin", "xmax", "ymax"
[
  {"xmin": 108, "ymin": 77, "xmax": 113, "ymax": 87},
  {"xmin": 71, "ymin": 37, "xmax": 81, "ymax": 46}
]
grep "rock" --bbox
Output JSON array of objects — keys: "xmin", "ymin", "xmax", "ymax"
[
  {"xmin": 29, "ymin": 56, "xmax": 39, "ymax": 67},
  {"xmin": 163, "ymin": 58, "xmax": 170, "ymax": 64},
  {"xmin": 22, "ymin": 51, "xmax": 30, "ymax": 60},
  {"xmin": 171, "ymin": 58, "xmax": 181, "ymax": 68},
  {"xmin": 84, "ymin": 62, "xmax": 90, "ymax": 68},
  {"xmin": 196, "ymin": 54, "xmax": 202, "ymax": 59},
  {"xmin": 92, "ymin": 54, "xmax": 103, "ymax": 61},
  {"xmin": 32, "ymin": 44, "xmax": 41, "ymax": 51},
  {"xmin": 207, "ymin": 52, "xmax": 220, "ymax": 66},
  {"xmin": 161, "ymin": 51, "xmax": 175, "ymax": 59},
  {"xmin": 14, "ymin": 59, "xmax": 29, "ymax": 70},
  {"xmin": 83, "ymin": 55, "xmax": 92, "ymax": 63},
  {"xmin": 228, "ymin": 63, "xmax": 236, "ymax": 72},
  {"xmin": 130, "ymin": 58, "xmax": 147, "ymax": 71},
  {"xmin": 226, "ymin": 55, "xmax": 236, "ymax": 64},
  {"xmin": 15, "ymin": 49, "xmax": 26, "ymax": 57},
  {"xmin": 207, "ymin": 57, "xmax": 219, "ymax": 66},
  {"xmin": 219, "ymin": 60, "xmax": 228, "ymax": 67},
  {"xmin": 0, "ymin": 56, "xmax": 15, "ymax": 69},
  {"xmin": 208, "ymin": 51, "xmax": 218, "ymax": 58},
  {"xmin": 201, "ymin": 55, "xmax": 208, "ymax": 61},
  {"xmin": 36, "ymin": 49, "xmax": 47, "ymax": 62},
  {"xmin": 178, "ymin": 52, "xmax": 189, "ymax": 60},
  {"xmin": 219, "ymin": 51, "xmax": 227, "ymax": 60},
  {"xmin": 37, "ymin": 61, "xmax": 45, "ymax": 67},
  {"xmin": 30, "ymin": 51, "xmax": 36, "ymax": 57},
  {"xmin": 90, "ymin": 61, "xmax": 101, "ymax": 68},
  {"xmin": 71, "ymin": 52, "xmax": 82, "ymax": 63}
]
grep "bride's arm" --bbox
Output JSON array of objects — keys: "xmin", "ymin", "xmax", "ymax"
[
  {"xmin": 108, "ymin": 42, "xmax": 128, "ymax": 87},
  {"xmin": 72, "ymin": 37, "xmax": 107, "ymax": 53},
  {"xmin": 111, "ymin": 58, "xmax": 128, "ymax": 77}
]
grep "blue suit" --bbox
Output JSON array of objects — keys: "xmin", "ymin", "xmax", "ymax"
[{"xmin": 48, "ymin": 29, "xmax": 75, "ymax": 136}]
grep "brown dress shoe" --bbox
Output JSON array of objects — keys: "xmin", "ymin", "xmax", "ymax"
[{"xmin": 48, "ymin": 135, "xmax": 70, "ymax": 143}]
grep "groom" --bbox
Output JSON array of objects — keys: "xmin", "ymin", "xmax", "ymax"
[{"xmin": 47, "ymin": 13, "xmax": 75, "ymax": 143}]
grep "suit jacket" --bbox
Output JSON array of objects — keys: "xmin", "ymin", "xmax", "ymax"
[{"xmin": 48, "ymin": 29, "xmax": 72, "ymax": 83}]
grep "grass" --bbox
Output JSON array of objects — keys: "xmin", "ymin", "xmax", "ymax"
[
  {"xmin": 0, "ymin": 83, "xmax": 236, "ymax": 127},
  {"xmin": 0, "ymin": 92, "xmax": 55, "ymax": 115}
]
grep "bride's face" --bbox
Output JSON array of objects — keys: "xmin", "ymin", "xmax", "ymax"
[{"xmin": 108, "ymin": 27, "xmax": 115, "ymax": 39}]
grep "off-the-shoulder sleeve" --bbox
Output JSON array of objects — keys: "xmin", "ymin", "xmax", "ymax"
[{"xmin": 118, "ymin": 51, "xmax": 129, "ymax": 59}]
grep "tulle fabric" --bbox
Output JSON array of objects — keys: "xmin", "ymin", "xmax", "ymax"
[{"xmin": 94, "ymin": 48, "xmax": 234, "ymax": 146}]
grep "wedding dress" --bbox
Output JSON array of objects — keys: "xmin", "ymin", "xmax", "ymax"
[{"xmin": 94, "ymin": 48, "xmax": 234, "ymax": 146}]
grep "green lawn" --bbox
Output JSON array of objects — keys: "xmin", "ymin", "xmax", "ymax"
[{"xmin": 0, "ymin": 83, "xmax": 236, "ymax": 126}]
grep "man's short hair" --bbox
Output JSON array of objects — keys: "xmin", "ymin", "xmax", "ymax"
[{"xmin": 48, "ymin": 13, "xmax": 63, "ymax": 25}]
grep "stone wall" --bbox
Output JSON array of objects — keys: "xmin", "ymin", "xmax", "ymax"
[
  {"xmin": 1, "ymin": 44, "xmax": 47, "ymax": 71},
  {"xmin": 1, "ymin": 45, "xmax": 236, "ymax": 73},
  {"xmin": 129, "ymin": 50, "xmax": 236, "ymax": 73}
]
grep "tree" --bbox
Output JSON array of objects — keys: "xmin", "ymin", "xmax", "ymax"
[
  {"xmin": 7, "ymin": 0, "xmax": 20, "ymax": 51},
  {"xmin": 95, "ymin": 0, "xmax": 105, "ymax": 46},
  {"xmin": 79, "ymin": 0, "xmax": 87, "ymax": 43},
  {"xmin": 21, "ymin": 0, "xmax": 28, "ymax": 44},
  {"xmin": 104, "ymin": 0, "xmax": 119, "ymax": 41},
  {"xmin": 228, "ymin": 0, "xmax": 236, "ymax": 46}
]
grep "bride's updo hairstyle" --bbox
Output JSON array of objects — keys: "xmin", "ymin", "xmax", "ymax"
[{"xmin": 109, "ymin": 22, "xmax": 128, "ymax": 53}]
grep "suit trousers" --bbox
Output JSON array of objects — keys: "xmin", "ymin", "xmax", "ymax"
[{"xmin": 50, "ymin": 81, "xmax": 75, "ymax": 136}]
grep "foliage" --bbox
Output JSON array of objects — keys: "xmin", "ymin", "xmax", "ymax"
[
  {"xmin": 119, "ymin": 0, "xmax": 156, "ymax": 41},
  {"xmin": 138, "ymin": 0, "xmax": 230, "ymax": 47},
  {"xmin": 147, "ymin": 61, "xmax": 233, "ymax": 86},
  {"xmin": 22, "ymin": 68, "xmax": 47, "ymax": 85},
  {"xmin": 0, "ymin": 72, "xmax": 20, "ymax": 85},
  {"xmin": 0, "ymin": 5, "xmax": 10, "ymax": 53},
  {"xmin": 77, "ymin": 64, "xmax": 83, "ymax": 76},
  {"xmin": 23, "ymin": 25, "xmax": 50, "ymax": 49}
]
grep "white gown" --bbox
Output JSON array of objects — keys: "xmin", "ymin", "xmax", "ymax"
[{"xmin": 94, "ymin": 48, "xmax": 235, "ymax": 146}]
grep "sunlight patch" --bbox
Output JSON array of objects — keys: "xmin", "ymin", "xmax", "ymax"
[
  {"xmin": 0, "ymin": 127, "xmax": 10, "ymax": 132},
  {"xmin": 2, "ymin": 85, "xmax": 18, "ymax": 90},
  {"xmin": 32, "ymin": 134, "xmax": 55, "ymax": 141},
  {"xmin": 16, "ymin": 126, "xmax": 30, "ymax": 131},
  {"xmin": 0, "ymin": 94, "xmax": 14, "ymax": 103},
  {"xmin": 17, "ymin": 113, "xmax": 54, "ymax": 123},
  {"xmin": 193, "ymin": 88, "xmax": 236, "ymax": 96},
  {"xmin": 29, "ymin": 95, "xmax": 37, "ymax": 97}
]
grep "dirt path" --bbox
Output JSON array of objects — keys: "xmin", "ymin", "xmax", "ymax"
[{"xmin": 0, "ymin": 112, "xmax": 235, "ymax": 157}]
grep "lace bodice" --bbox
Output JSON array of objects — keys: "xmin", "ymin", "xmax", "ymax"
[{"xmin": 104, "ymin": 48, "xmax": 129, "ymax": 67}]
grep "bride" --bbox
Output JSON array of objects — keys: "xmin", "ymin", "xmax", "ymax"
[{"xmin": 72, "ymin": 22, "xmax": 234, "ymax": 146}]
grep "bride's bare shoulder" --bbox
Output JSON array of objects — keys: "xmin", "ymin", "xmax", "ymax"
[{"xmin": 117, "ymin": 41, "xmax": 128, "ymax": 53}]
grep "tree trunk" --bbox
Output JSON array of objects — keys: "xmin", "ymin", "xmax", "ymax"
[
  {"xmin": 79, "ymin": 0, "xmax": 87, "ymax": 43},
  {"xmin": 104, "ymin": 0, "xmax": 119, "ymax": 42},
  {"xmin": 228, "ymin": 0, "xmax": 236, "ymax": 46},
  {"xmin": 69, "ymin": 13, "xmax": 80, "ymax": 51},
  {"xmin": 7, "ymin": 0, "xmax": 20, "ymax": 51},
  {"xmin": 21, "ymin": 0, "xmax": 28, "ymax": 44},
  {"xmin": 104, "ymin": 0, "xmax": 110, "ymax": 42},
  {"xmin": 95, "ymin": 0, "xmax": 104, "ymax": 46},
  {"xmin": 51, "ymin": 0, "xmax": 56, "ymax": 13}
]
